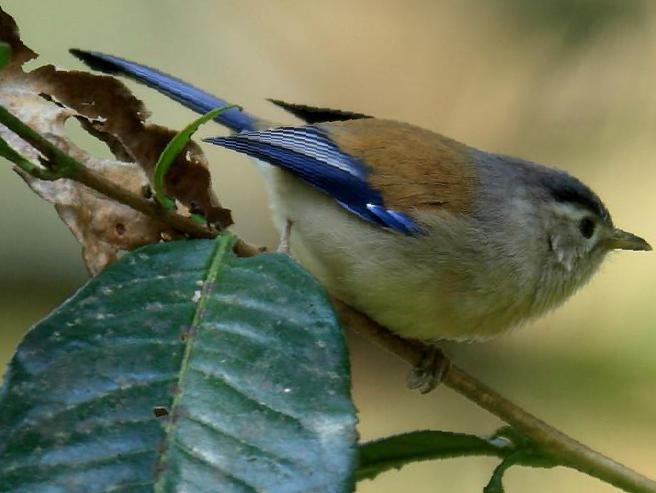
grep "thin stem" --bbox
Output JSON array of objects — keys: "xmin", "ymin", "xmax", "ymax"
[
  {"xmin": 333, "ymin": 298, "xmax": 656, "ymax": 493},
  {"xmin": 0, "ymin": 134, "xmax": 55, "ymax": 179},
  {"xmin": 0, "ymin": 104, "xmax": 217, "ymax": 239},
  {"xmin": 0, "ymin": 105, "xmax": 81, "ymax": 175},
  {"xmin": 447, "ymin": 366, "xmax": 656, "ymax": 493},
  {"xmin": 74, "ymin": 166, "xmax": 218, "ymax": 238},
  {"xmin": 0, "ymin": 103, "xmax": 263, "ymax": 255}
]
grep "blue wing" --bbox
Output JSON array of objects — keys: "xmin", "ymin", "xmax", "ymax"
[
  {"xmin": 70, "ymin": 49, "xmax": 258, "ymax": 132},
  {"xmin": 71, "ymin": 49, "xmax": 420, "ymax": 234},
  {"xmin": 205, "ymin": 126, "xmax": 421, "ymax": 235}
]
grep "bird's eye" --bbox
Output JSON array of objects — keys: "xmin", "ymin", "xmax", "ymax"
[{"xmin": 579, "ymin": 217, "xmax": 596, "ymax": 239}]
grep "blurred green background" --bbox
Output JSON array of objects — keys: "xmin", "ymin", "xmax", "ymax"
[{"xmin": 1, "ymin": 1, "xmax": 655, "ymax": 491}]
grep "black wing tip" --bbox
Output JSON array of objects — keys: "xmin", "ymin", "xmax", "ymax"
[
  {"xmin": 268, "ymin": 99, "xmax": 372, "ymax": 124},
  {"xmin": 69, "ymin": 48, "xmax": 87, "ymax": 58},
  {"xmin": 69, "ymin": 48, "xmax": 121, "ymax": 74}
]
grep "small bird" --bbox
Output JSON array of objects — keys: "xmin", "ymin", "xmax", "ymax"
[{"xmin": 71, "ymin": 50, "xmax": 651, "ymax": 347}]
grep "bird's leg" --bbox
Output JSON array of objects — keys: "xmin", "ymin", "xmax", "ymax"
[
  {"xmin": 406, "ymin": 345, "xmax": 450, "ymax": 394},
  {"xmin": 277, "ymin": 218, "xmax": 293, "ymax": 255}
]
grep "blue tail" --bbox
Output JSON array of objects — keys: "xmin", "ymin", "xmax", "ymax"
[{"xmin": 70, "ymin": 49, "xmax": 258, "ymax": 132}]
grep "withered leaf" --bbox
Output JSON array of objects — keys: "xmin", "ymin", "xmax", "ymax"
[{"xmin": 0, "ymin": 7, "xmax": 231, "ymax": 275}]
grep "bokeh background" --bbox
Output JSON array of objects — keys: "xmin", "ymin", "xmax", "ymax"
[{"xmin": 1, "ymin": 1, "xmax": 655, "ymax": 491}]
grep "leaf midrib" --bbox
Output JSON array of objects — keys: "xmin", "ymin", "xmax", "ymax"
[{"xmin": 153, "ymin": 235, "xmax": 233, "ymax": 490}]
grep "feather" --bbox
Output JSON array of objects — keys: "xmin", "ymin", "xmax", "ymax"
[
  {"xmin": 70, "ymin": 49, "xmax": 258, "ymax": 132},
  {"xmin": 205, "ymin": 125, "xmax": 422, "ymax": 235},
  {"xmin": 324, "ymin": 119, "xmax": 477, "ymax": 216},
  {"xmin": 268, "ymin": 99, "xmax": 371, "ymax": 124}
]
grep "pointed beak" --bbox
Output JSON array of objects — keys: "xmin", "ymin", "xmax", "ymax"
[{"xmin": 604, "ymin": 228, "xmax": 652, "ymax": 251}]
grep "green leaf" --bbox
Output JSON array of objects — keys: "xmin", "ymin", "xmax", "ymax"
[
  {"xmin": 484, "ymin": 460, "xmax": 509, "ymax": 493},
  {"xmin": 357, "ymin": 427, "xmax": 559, "ymax": 484},
  {"xmin": 0, "ymin": 41, "xmax": 10, "ymax": 70},
  {"xmin": 153, "ymin": 106, "xmax": 237, "ymax": 210},
  {"xmin": 356, "ymin": 430, "xmax": 513, "ymax": 481},
  {"xmin": 0, "ymin": 235, "xmax": 357, "ymax": 493},
  {"xmin": 483, "ymin": 451, "xmax": 528, "ymax": 493}
]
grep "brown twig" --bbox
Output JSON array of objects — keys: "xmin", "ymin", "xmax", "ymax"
[
  {"xmin": 333, "ymin": 298, "xmax": 656, "ymax": 493},
  {"xmin": 74, "ymin": 166, "xmax": 219, "ymax": 239},
  {"xmin": 0, "ymin": 104, "xmax": 258, "ymax": 246}
]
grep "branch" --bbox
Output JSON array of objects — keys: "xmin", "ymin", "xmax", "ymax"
[
  {"xmin": 2, "ymin": 105, "xmax": 263, "ymax": 257},
  {"xmin": 77, "ymin": 164, "xmax": 260, "ymax": 262},
  {"xmin": 2, "ymin": 103, "xmax": 654, "ymax": 493},
  {"xmin": 334, "ymin": 298, "xmax": 656, "ymax": 493}
]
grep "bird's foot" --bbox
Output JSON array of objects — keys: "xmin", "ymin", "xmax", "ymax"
[
  {"xmin": 277, "ymin": 219, "xmax": 293, "ymax": 255},
  {"xmin": 407, "ymin": 346, "xmax": 450, "ymax": 394}
]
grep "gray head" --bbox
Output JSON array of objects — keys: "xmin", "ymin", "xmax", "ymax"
[
  {"xmin": 532, "ymin": 165, "xmax": 650, "ymax": 272},
  {"xmin": 476, "ymin": 151, "xmax": 651, "ymax": 264},
  {"xmin": 470, "ymin": 150, "xmax": 651, "ymax": 328},
  {"xmin": 516, "ymin": 165, "xmax": 651, "ymax": 322}
]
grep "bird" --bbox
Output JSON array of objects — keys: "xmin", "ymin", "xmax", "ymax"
[{"xmin": 71, "ymin": 50, "xmax": 651, "ymax": 370}]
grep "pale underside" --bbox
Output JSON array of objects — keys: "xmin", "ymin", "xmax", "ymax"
[{"xmin": 258, "ymin": 161, "xmax": 584, "ymax": 341}]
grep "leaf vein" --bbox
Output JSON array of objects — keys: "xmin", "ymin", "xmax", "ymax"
[
  {"xmin": 187, "ymin": 363, "xmax": 310, "ymax": 433},
  {"xmin": 172, "ymin": 437, "xmax": 259, "ymax": 493},
  {"xmin": 183, "ymin": 412, "xmax": 301, "ymax": 469}
]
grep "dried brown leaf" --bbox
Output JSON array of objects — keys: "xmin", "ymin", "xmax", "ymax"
[{"xmin": 0, "ymin": 7, "xmax": 231, "ymax": 274}]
